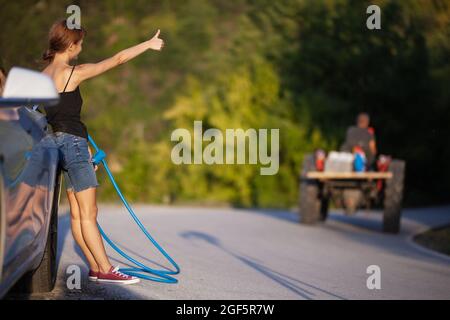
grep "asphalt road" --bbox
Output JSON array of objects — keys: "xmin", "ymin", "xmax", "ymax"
[{"xmin": 12, "ymin": 204, "xmax": 450, "ymax": 300}]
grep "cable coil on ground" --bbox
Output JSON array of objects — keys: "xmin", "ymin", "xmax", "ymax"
[{"xmin": 88, "ymin": 135, "xmax": 180, "ymax": 283}]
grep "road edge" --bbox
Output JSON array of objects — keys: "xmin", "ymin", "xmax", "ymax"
[{"xmin": 406, "ymin": 225, "xmax": 450, "ymax": 264}]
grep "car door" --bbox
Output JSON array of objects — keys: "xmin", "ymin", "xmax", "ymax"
[{"xmin": 0, "ymin": 106, "xmax": 59, "ymax": 280}]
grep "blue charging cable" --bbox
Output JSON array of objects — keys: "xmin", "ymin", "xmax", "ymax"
[{"xmin": 88, "ymin": 135, "xmax": 180, "ymax": 283}]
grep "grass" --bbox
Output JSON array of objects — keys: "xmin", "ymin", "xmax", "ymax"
[{"xmin": 414, "ymin": 225, "xmax": 450, "ymax": 256}]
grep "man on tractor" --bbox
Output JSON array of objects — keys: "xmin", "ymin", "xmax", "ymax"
[{"xmin": 341, "ymin": 112, "xmax": 377, "ymax": 169}]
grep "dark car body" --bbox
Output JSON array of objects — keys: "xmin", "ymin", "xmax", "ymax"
[{"xmin": 0, "ymin": 68, "xmax": 61, "ymax": 297}]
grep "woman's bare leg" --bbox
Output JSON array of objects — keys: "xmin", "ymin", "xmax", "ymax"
[
  {"xmin": 74, "ymin": 187, "xmax": 112, "ymax": 273},
  {"xmin": 67, "ymin": 189, "xmax": 99, "ymax": 272}
]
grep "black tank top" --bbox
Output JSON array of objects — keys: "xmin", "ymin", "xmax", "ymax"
[{"xmin": 44, "ymin": 65, "xmax": 88, "ymax": 139}]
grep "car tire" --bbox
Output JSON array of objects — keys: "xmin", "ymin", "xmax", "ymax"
[
  {"xmin": 299, "ymin": 154, "xmax": 322, "ymax": 224},
  {"xmin": 15, "ymin": 169, "xmax": 61, "ymax": 293},
  {"xmin": 383, "ymin": 160, "xmax": 405, "ymax": 234}
]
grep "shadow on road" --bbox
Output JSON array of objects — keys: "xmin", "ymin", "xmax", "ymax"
[
  {"xmin": 5, "ymin": 278, "xmax": 146, "ymax": 300},
  {"xmin": 108, "ymin": 240, "xmax": 174, "ymax": 272},
  {"xmin": 242, "ymin": 207, "xmax": 382, "ymax": 232},
  {"xmin": 180, "ymin": 231, "xmax": 346, "ymax": 300},
  {"xmin": 328, "ymin": 212, "xmax": 383, "ymax": 233}
]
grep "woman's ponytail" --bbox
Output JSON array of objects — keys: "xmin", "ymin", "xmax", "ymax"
[{"xmin": 42, "ymin": 49, "xmax": 56, "ymax": 63}]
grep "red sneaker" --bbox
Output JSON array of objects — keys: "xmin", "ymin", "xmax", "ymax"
[
  {"xmin": 97, "ymin": 266, "xmax": 140, "ymax": 284},
  {"xmin": 88, "ymin": 270, "xmax": 98, "ymax": 282}
]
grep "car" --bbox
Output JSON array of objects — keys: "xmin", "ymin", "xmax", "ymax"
[
  {"xmin": 299, "ymin": 152, "xmax": 405, "ymax": 233},
  {"xmin": 0, "ymin": 67, "xmax": 61, "ymax": 297}
]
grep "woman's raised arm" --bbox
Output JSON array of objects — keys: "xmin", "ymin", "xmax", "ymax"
[{"xmin": 75, "ymin": 30, "xmax": 164, "ymax": 82}]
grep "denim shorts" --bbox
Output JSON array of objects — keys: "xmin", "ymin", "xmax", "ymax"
[{"xmin": 54, "ymin": 131, "xmax": 99, "ymax": 193}]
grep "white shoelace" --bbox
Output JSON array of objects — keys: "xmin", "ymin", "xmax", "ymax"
[{"xmin": 111, "ymin": 266, "xmax": 130, "ymax": 279}]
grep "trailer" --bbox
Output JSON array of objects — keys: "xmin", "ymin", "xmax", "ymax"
[{"xmin": 299, "ymin": 154, "xmax": 405, "ymax": 233}]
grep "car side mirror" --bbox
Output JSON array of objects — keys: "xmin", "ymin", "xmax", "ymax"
[{"xmin": 0, "ymin": 67, "xmax": 59, "ymax": 108}]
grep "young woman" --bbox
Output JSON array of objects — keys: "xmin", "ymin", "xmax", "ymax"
[{"xmin": 41, "ymin": 19, "xmax": 164, "ymax": 284}]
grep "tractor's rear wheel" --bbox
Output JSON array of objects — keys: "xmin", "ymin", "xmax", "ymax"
[
  {"xmin": 383, "ymin": 160, "xmax": 405, "ymax": 233},
  {"xmin": 299, "ymin": 154, "xmax": 324, "ymax": 224},
  {"xmin": 300, "ymin": 180, "xmax": 321, "ymax": 224}
]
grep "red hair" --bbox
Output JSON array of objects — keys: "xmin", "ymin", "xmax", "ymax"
[
  {"xmin": 42, "ymin": 19, "xmax": 87, "ymax": 63},
  {"xmin": 0, "ymin": 66, "xmax": 6, "ymax": 95}
]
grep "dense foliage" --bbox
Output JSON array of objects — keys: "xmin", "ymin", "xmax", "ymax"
[{"xmin": 1, "ymin": 0, "xmax": 449, "ymax": 207}]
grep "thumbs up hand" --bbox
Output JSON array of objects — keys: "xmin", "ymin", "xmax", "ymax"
[{"xmin": 148, "ymin": 29, "xmax": 165, "ymax": 51}]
